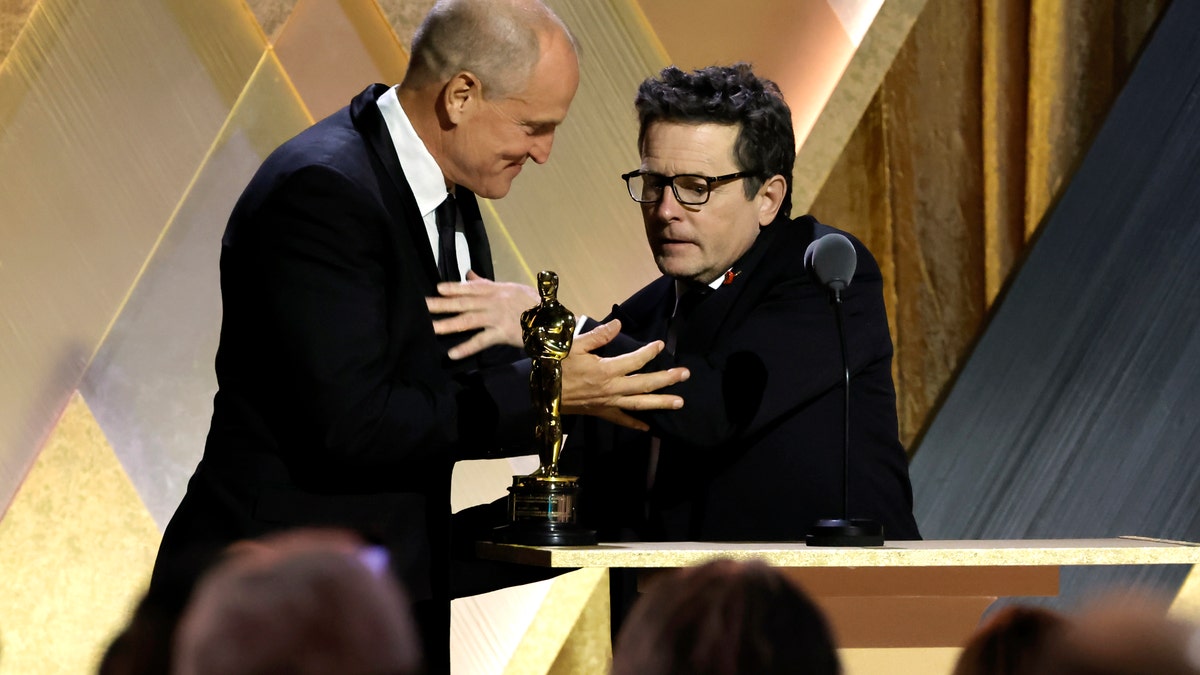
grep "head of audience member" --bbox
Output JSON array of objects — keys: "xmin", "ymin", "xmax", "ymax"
[
  {"xmin": 611, "ymin": 558, "xmax": 841, "ymax": 675},
  {"xmin": 170, "ymin": 528, "xmax": 421, "ymax": 675},
  {"xmin": 1030, "ymin": 591, "xmax": 1200, "ymax": 675},
  {"xmin": 623, "ymin": 63, "xmax": 794, "ymax": 286},
  {"xmin": 951, "ymin": 605, "xmax": 1068, "ymax": 675},
  {"xmin": 399, "ymin": 0, "xmax": 580, "ymax": 199}
]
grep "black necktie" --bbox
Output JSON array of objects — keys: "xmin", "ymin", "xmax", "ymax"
[
  {"xmin": 666, "ymin": 287, "xmax": 710, "ymax": 354},
  {"xmin": 649, "ymin": 286, "xmax": 711, "ymax": 498},
  {"xmin": 435, "ymin": 194, "xmax": 460, "ymax": 282}
]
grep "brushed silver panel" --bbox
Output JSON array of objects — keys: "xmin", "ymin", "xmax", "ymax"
[
  {"xmin": 0, "ymin": 0, "xmax": 262, "ymax": 512},
  {"xmin": 81, "ymin": 54, "xmax": 311, "ymax": 528}
]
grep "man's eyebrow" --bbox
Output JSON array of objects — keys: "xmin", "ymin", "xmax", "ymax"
[{"xmin": 523, "ymin": 120, "xmax": 560, "ymax": 133}]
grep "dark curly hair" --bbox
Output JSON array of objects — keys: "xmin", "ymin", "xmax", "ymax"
[{"xmin": 634, "ymin": 63, "xmax": 795, "ymax": 218}]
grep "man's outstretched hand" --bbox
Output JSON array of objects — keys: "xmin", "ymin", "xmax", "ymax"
[
  {"xmin": 426, "ymin": 271, "xmax": 538, "ymax": 360},
  {"xmin": 562, "ymin": 320, "xmax": 689, "ymax": 431}
]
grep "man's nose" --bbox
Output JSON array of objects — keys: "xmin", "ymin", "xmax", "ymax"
[
  {"xmin": 653, "ymin": 184, "xmax": 684, "ymax": 217},
  {"xmin": 529, "ymin": 133, "xmax": 554, "ymax": 164}
]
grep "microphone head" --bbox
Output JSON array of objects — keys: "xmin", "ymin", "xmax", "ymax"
[{"xmin": 809, "ymin": 233, "xmax": 857, "ymax": 291}]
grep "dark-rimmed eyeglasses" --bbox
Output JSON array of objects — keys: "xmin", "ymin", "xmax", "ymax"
[{"xmin": 621, "ymin": 170, "xmax": 756, "ymax": 206}]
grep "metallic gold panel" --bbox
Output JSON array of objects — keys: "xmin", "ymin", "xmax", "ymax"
[
  {"xmin": 638, "ymin": 0, "xmax": 855, "ymax": 149},
  {"xmin": 0, "ymin": 0, "xmax": 263, "ymax": 513},
  {"xmin": 884, "ymin": 0, "xmax": 987, "ymax": 452},
  {"xmin": 805, "ymin": 98, "xmax": 900, "ymax": 380},
  {"xmin": 505, "ymin": 568, "xmax": 610, "ymax": 675},
  {"xmin": 452, "ymin": 570, "xmax": 611, "ymax": 674},
  {"xmin": 981, "ymin": 0, "xmax": 1029, "ymax": 304},
  {"xmin": 793, "ymin": 0, "xmax": 928, "ymax": 213},
  {"xmin": 1170, "ymin": 564, "xmax": 1200, "ymax": 623},
  {"xmin": 246, "ymin": 0, "xmax": 300, "ymax": 42},
  {"xmin": 546, "ymin": 568, "xmax": 612, "ymax": 675},
  {"xmin": 811, "ymin": 0, "xmax": 1170, "ymax": 449},
  {"xmin": 81, "ymin": 52, "xmax": 312, "ymax": 529},
  {"xmin": 163, "ymin": 0, "xmax": 270, "ymax": 107},
  {"xmin": 452, "ymin": 580, "xmax": 555, "ymax": 673},
  {"xmin": 813, "ymin": 0, "xmax": 985, "ymax": 449},
  {"xmin": 0, "ymin": 0, "xmax": 38, "ymax": 64},
  {"xmin": 1024, "ymin": 0, "xmax": 1166, "ymax": 239},
  {"xmin": 376, "ymin": 0, "xmax": 435, "ymax": 50},
  {"xmin": 484, "ymin": 0, "xmax": 667, "ymax": 318},
  {"xmin": 274, "ymin": 0, "xmax": 408, "ymax": 122},
  {"xmin": 0, "ymin": 391, "xmax": 160, "ymax": 674}
]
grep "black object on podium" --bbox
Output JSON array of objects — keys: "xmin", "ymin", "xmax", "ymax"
[{"xmin": 803, "ymin": 234, "xmax": 884, "ymax": 547}]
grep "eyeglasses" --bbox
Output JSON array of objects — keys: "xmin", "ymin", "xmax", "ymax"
[{"xmin": 621, "ymin": 170, "xmax": 756, "ymax": 206}]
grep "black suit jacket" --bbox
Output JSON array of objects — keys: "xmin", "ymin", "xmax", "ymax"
[
  {"xmin": 567, "ymin": 215, "xmax": 920, "ymax": 542},
  {"xmin": 153, "ymin": 85, "xmax": 540, "ymax": 668}
]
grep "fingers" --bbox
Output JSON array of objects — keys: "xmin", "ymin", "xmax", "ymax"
[
  {"xmin": 571, "ymin": 319, "xmax": 621, "ymax": 354},
  {"xmin": 646, "ymin": 365, "xmax": 691, "ymax": 389},
  {"xmin": 425, "ymin": 294, "xmax": 472, "ymax": 317},
  {"xmin": 426, "ymin": 276, "xmax": 512, "ymax": 308},
  {"xmin": 429, "ymin": 312, "xmax": 485, "ymax": 336},
  {"xmin": 433, "ymin": 274, "xmax": 490, "ymax": 299},
  {"xmin": 602, "ymin": 339, "xmax": 665, "ymax": 374},
  {"xmin": 446, "ymin": 331, "xmax": 497, "ymax": 360},
  {"xmin": 426, "ymin": 277, "xmax": 535, "ymax": 350},
  {"xmin": 563, "ymin": 392, "xmax": 685, "ymax": 431},
  {"xmin": 616, "ymin": 392, "xmax": 685, "ymax": 411}
]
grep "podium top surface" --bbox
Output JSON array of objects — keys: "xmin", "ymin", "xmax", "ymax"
[{"xmin": 476, "ymin": 536, "xmax": 1200, "ymax": 569}]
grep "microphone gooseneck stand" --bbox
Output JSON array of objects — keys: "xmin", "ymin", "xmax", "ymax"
[{"xmin": 805, "ymin": 233, "xmax": 884, "ymax": 547}]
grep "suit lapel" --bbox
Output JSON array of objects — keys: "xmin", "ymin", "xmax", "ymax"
[
  {"xmin": 674, "ymin": 223, "xmax": 788, "ymax": 354},
  {"xmin": 611, "ymin": 277, "xmax": 674, "ymax": 342},
  {"xmin": 351, "ymin": 85, "xmax": 497, "ymax": 285},
  {"xmin": 350, "ymin": 85, "xmax": 442, "ymax": 287},
  {"xmin": 456, "ymin": 188, "xmax": 495, "ymax": 280}
]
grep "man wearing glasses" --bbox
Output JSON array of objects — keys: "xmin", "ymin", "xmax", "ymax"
[{"xmin": 566, "ymin": 63, "xmax": 921, "ymax": 624}]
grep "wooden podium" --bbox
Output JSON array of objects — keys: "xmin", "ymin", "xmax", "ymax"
[{"xmin": 478, "ymin": 537, "xmax": 1200, "ymax": 674}]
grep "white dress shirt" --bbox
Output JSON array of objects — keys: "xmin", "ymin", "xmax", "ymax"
[{"xmin": 375, "ymin": 85, "xmax": 470, "ymax": 280}]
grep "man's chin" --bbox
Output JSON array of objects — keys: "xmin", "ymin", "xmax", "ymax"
[
  {"xmin": 474, "ymin": 182, "xmax": 513, "ymax": 200},
  {"xmin": 654, "ymin": 257, "xmax": 701, "ymax": 283}
]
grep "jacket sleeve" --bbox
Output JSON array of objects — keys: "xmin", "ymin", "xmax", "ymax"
[
  {"xmin": 221, "ymin": 163, "xmax": 530, "ymax": 474},
  {"xmin": 623, "ymin": 244, "xmax": 894, "ymax": 451}
]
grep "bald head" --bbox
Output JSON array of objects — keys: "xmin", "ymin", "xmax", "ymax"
[
  {"xmin": 403, "ymin": 0, "xmax": 578, "ymax": 99},
  {"xmin": 396, "ymin": 0, "xmax": 580, "ymax": 198}
]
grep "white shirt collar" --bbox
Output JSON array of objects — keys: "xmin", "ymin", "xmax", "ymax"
[
  {"xmin": 672, "ymin": 271, "xmax": 726, "ymax": 313},
  {"xmin": 375, "ymin": 85, "xmax": 453, "ymax": 215}
]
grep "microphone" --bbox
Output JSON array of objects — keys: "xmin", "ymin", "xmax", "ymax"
[
  {"xmin": 805, "ymin": 232, "xmax": 857, "ymax": 292},
  {"xmin": 804, "ymin": 233, "xmax": 884, "ymax": 547}
]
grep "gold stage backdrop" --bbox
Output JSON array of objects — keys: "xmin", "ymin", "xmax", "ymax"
[
  {"xmin": 0, "ymin": 0, "xmax": 1173, "ymax": 673},
  {"xmin": 810, "ymin": 0, "xmax": 1170, "ymax": 448}
]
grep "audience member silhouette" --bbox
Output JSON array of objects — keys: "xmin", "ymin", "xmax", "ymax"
[
  {"xmin": 951, "ymin": 605, "xmax": 1068, "ymax": 675},
  {"xmin": 170, "ymin": 527, "xmax": 422, "ymax": 675},
  {"xmin": 611, "ymin": 558, "xmax": 841, "ymax": 675},
  {"xmin": 1030, "ymin": 591, "xmax": 1200, "ymax": 675}
]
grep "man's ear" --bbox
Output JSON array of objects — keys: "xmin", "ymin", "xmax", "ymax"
[
  {"xmin": 756, "ymin": 174, "xmax": 788, "ymax": 226},
  {"xmin": 442, "ymin": 71, "xmax": 482, "ymax": 126}
]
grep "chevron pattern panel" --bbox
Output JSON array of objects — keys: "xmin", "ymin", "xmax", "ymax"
[
  {"xmin": 908, "ymin": 0, "xmax": 1200, "ymax": 616},
  {"xmin": 0, "ymin": 0, "xmax": 937, "ymax": 672}
]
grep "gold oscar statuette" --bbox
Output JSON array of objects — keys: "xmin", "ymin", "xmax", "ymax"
[{"xmin": 492, "ymin": 271, "xmax": 596, "ymax": 546}]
